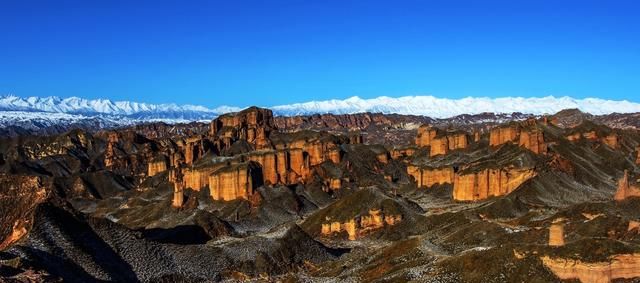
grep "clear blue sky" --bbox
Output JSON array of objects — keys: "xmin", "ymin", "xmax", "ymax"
[{"xmin": 1, "ymin": 0, "xmax": 638, "ymax": 107}]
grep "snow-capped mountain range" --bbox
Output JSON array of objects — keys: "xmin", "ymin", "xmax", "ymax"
[
  {"xmin": 270, "ymin": 95, "xmax": 640, "ymax": 117},
  {"xmin": 1, "ymin": 94, "xmax": 639, "ymax": 135}
]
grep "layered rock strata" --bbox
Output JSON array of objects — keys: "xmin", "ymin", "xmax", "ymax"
[
  {"xmin": 170, "ymin": 167, "xmax": 184, "ymax": 208},
  {"xmin": 407, "ymin": 166, "xmax": 454, "ymax": 188},
  {"xmin": 452, "ymin": 167, "xmax": 536, "ymax": 201},
  {"xmin": 210, "ymin": 107, "xmax": 275, "ymax": 150},
  {"xmin": 320, "ymin": 209, "xmax": 402, "ymax": 241},
  {"xmin": 147, "ymin": 156, "xmax": 168, "ymax": 177},
  {"xmin": 541, "ymin": 254, "xmax": 640, "ymax": 283},
  {"xmin": 209, "ymin": 162, "xmax": 263, "ymax": 201},
  {"xmin": 416, "ymin": 125, "xmax": 469, "ymax": 156},
  {"xmin": 490, "ymin": 122, "xmax": 547, "ymax": 154}
]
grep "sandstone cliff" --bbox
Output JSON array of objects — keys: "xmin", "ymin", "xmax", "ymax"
[
  {"xmin": 0, "ymin": 174, "xmax": 49, "ymax": 251},
  {"xmin": 614, "ymin": 170, "xmax": 640, "ymax": 201},
  {"xmin": 518, "ymin": 129, "xmax": 547, "ymax": 154},
  {"xmin": 548, "ymin": 219, "xmax": 565, "ymax": 247},
  {"xmin": 489, "ymin": 125, "xmax": 519, "ymax": 146},
  {"xmin": 416, "ymin": 125, "xmax": 469, "ymax": 156},
  {"xmin": 452, "ymin": 167, "xmax": 536, "ymax": 201},
  {"xmin": 489, "ymin": 122, "xmax": 547, "ymax": 154},
  {"xmin": 147, "ymin": 155, "xmax": 168, "ymax": 177},
  {"xmin": 541, "ymin": 254, "xmax": 640, "ymax": 283},
  {"xmin": 170, "ymin": 167, "xmax": 184, "ymax": 208},
  {"xmin": 320, "ymin": 208, "xmax": 402, "ymax": 241},
  {"xmin": 407, "ymin": 165, "xmax": 454, "ymax": 188},
  {"xmin": 210, "ymin": 107, "xmax": 275, "ymax": 150},
  {"xmin": 209, "ymin": 162, "xmax": 263, "ymax": 201}
]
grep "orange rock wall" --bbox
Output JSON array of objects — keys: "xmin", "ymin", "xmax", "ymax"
[
  {"xmin": 182, "ymin": 163, "xmax": 227, "ymax": 191},
  {"xmin": 209, "ymin": 164, "xmax": 257, "ymax": 201},
  {"xmin": 489, "ymin": 125, "xmax": 519, "ymax": 146},
  {"xmin": 430, "ymin": 137, "xmax": 449, "ymax": 156},
  {"xmin": 446, "ymin": 133, "xmax": 468, "ymax": 151},
  {"xmin": 541, "ymin": 254, "xmax": 640, "ymax": 283},
  {"xmin": 416, "ymin": 125, "xmax": 438, "ymax": 147},
  {"xmin": 209, "ymin": 107, "xmax": 274, "ymax": 150},
  {"xmin": 321, "ymin": 209, "xmax": 402, "ymax": 241},
  {"xmin": 549, "ymin": 221, "xmax": 565, "ymax": 246},
  {"xmin": 407, "ymin": 166, "xmax": 454, "ymax": 188},
  {"xmin": 147, "ymin": 159, "xmax": 168, "ymax": 177},
  {"xmin": 519, "ymin": 130, "xmax": 547, "ymax": 154},
  {"xmin": 452, "ymin": 168, "xmax": 536, "ymax": 201},
  {"xmin": 614, "ymin": 170, "xmax": 640, "ymax": 201}
]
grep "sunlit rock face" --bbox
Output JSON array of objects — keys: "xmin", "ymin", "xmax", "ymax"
[
  {"xmin": 518, "ymin": 129, "xmax": 547, "ymax": 154},
  {"xmin": 541, "ymin": 254, "xmax": 640, "ymax": 283},
  {"xmin": 601, "ymin": 133, "xmax": 619, "ymax": 149},
  {"xmin": 320, "ymin": 209, "xmax": 402, "ymax": 241},
  {"xmin": 407, "ymin": 165, "xmax": 454, "ymax": 188},
  {"xmin": 415, "ymin": 125, "xmax": 438, "ymax": 147},
  {"xmin": 0, "ymin": 174, "xmax": 49, "ymax": 251},
  {"xmin": 182, "ymin": 135, "xmax": 209, "ymax": 165},
  {"xmin": 209, "ymin": 161, "xmax": 263, "ymax": 201},
  {"xmin": 416, "ymin": 125, "xmax": 469, "ymax": 157},
  {"xmin": 170, "ymin": 167, "xmax": 184, "ymax": 208},
  {"xmin": 548, "ymin": 219, "xmax": 565, "ymax": 247},
  {"xmin": 452, "ymin": 167, "xmax": 536, "ymax": 201},
  {"xmin": 489, "ymin": 125, "xmax": 519, "ymax": 147},
  {"xmin": 614, "ymin": 170, "xmax": 640, "ymax": 201},
  {"xmin": 147, "ymin": 155, "xmax": 168, "ymax": 177},
  {"xmin": 210, "ymin": 106, "xmax": 275, "ymax": 150}
]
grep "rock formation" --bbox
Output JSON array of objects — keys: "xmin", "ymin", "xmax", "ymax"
[
  {"xmin": 390, "ymin": 147, "xmax": 416, "ymax": 159},
  {"xmin": 614, "ymin": 170, "xmax": 640, "ymax": 201},
  {"xmin": 636, "ymin": 146, "xmax": 640, "ymax": 165},
  {"xmin": 0, "ymin": 174, "xmax": 48, "ymax": 251},
  {"xmin": 541, "ymin": 254, "xmax": 640, "ymax": 283},
  {"xmin": 104, "ymin": 132, "xmax": 119, "ymax": 168},
  {"xmin": 209, "ymin": 162, "xmax": 263, "ymax": 201},
  {"xmin": 489, "ymin": 125, "xmax": 519, "ymax": 146},
  {"xmin": 428, "ymin": 137, "xmax": 447, "ymax": 156},
  {"xmin": 210, "ymin": 107, "xmax": 275, "ymax": 150},
  {"xmin": 416, "ymin": 125, "xmax": 469, "ymax": 156},
  {"xmin": 147, "ymin": 155, "xmax": 168, "ymax": 177},
  {"xmin": 489, "ymin": 122, "xmax": 547, "ymax": 154},
  {"xmin": 182, "ymin": 163, "xmax": 227, "ymax": 191},
  {"xmin": 452, "ymin": 167, "xmax": 536, "ymax": 201},
  {"xmin": 518, "ymin": 129, "xmax": 547, "ymax": 154},
  {"xmin": 548, "ymin": 218, "xmax": 565, "ymax": 247},
  {"xmin": 170, "ymin": 167, "xmax": 184, "ymax": 208},
  {"xmin": 321, "ymin": 209, "xmax": 402, "ymax": 241},
  {"xmin": 183, "ymin": 137, "xmax": 202, "ymax": 165},
  {"xmin": 416, "ymin": 125, "xmax": 438, "ymax": 147},
  {"xmin": 407, "ymin": 166, "xmax": 454, "ymax": 188}
]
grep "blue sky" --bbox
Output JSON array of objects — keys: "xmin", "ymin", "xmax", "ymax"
[{"xmin": 1, "ymin": 0, "xmax": 638, "ymax": 107}]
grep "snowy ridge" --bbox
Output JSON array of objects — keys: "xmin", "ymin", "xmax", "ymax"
[
  {"xmin": 0, "ymin": 95, "xmax": 241, "ymax": 120},
  {"xmin": 270, "ymin": 95, "xmax": 640, "ymax": 118}
]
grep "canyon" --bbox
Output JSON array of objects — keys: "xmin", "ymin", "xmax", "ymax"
[{"xmin": 1, "ymin": 106, "xmax": 640, "ymax": 283}]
